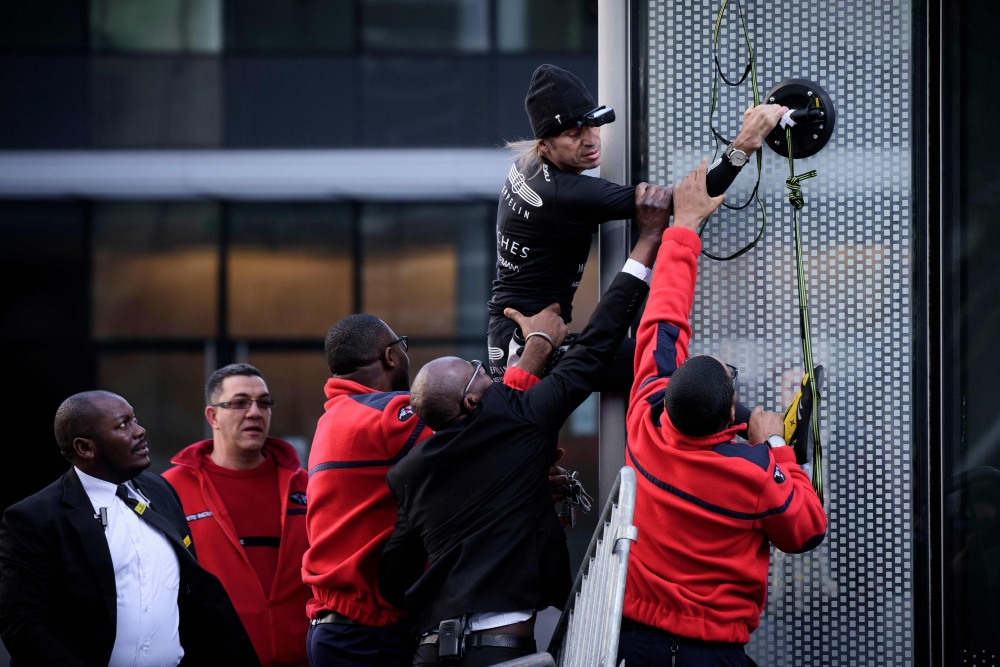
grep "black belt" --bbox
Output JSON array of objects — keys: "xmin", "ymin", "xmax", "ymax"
[
  {"xmin": 310, "ymin": 610, "xmax": 357, "ymax": 626},
  {"xmin": 420, "ymin": 632, "xmax": 535, "ymax": 652},
  {"xmin": 620, "ymin": 618, "xmax": 743, "ymax": 650}
]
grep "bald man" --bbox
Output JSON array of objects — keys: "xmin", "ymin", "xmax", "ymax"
[
  {"xmin": 378, "ymin": 182, "xmax": 673, "ymax": 667},
  {"xmin": 0, "ymin": 391, "xmax": 259, "ymax": 667}
]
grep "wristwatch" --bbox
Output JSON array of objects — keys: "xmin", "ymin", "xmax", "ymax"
[
  {"xmin": 724, "ymin": 143, "xmax": 749, "ymax": 167},
  {"xmin": 766, "ymin": 434, "xmax": 787, "ymax": 449}
]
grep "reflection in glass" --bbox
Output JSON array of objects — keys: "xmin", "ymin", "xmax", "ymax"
[
  {"xmin": 0, "ymin": 1, "xmax": 87, "ymax": 51},
  {"xmin": 92, "ymin": 203, "xmax": 219, "ymax": 339},
  {"xmin": 225, "ymin": 0, "xmax": 353, "ymax": 52},
  {"xmin": 89, "ymin": 57, "xmax": 222, "ymax": 148},
  {"xmin": 362, "ymin": 0, "xmax": 488, "ymax": 52},
  {"xmin": 362, "ymin": 203, "xmax": 489, "ymax": 337},
  {"xmin": 245, "ymin": 351, "xmax": 331, "ymax": 467},
  {"xmin": 229, "ymin": 204, "xmax": 353, "ymax": 338},
  {"xmin": 496, "ymin": 0, "xmax": 598, "ymax": 52},
  {"xmin": 98, "ymin": 351, "xmax": 206, "ymax": 472},
  {"xmin": 90, "ymin": 0, "xmax": 222, "ymax": 52},
  {"xmin": 948, "ymin": 1, "xmax": 1000, "ymax": 655}
]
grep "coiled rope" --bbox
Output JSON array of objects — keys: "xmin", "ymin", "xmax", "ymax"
[{"xmin": 701, "ymin": 0, "xmax": 825, "ymax": 504}]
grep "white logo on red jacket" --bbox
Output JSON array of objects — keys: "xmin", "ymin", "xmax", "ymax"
[{"xmin": 399, "ymin": 405, "xmax": 415, "ymax": 421}]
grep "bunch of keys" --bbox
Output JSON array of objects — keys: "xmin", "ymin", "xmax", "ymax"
[{"xmin": 558, "ymin": 470, "xmax": 593, "ymax": 528}]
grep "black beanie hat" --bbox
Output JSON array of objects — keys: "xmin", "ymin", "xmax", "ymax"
[{"xmin": 525, "ymin": 64, "xmax": 602, "ymax": 139}]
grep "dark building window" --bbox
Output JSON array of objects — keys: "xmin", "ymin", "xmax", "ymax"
[
  {"xmin": 496, "ymin": 0, "xmax": 598, "ymax": 52},
  {"xmin": 361, "ymin": 0, "xmax": 489, "ymax": 52},
  {"xmin": 228, "ymin": 203, "xmax": 354, "ymax": 338},
  {"xmin": 90, "ymin": 0, "xmax": 223, "ymax": 53},
  {"xmin": 225, "ymin": 0, "xmax": 354, "ymax": 53},
  {"xmin": 91, "ymin": 202, "xmax": 220, "ymax": 339}
]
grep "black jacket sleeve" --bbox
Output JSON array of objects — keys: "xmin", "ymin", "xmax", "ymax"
[
  {"xmin": 378, "ymin": 489, "xmax": 428, "ymax": 610},
  {"xmin": 0, "ymin": 506, "xmax": 86, "ymax": 667},
  {"xmin": 516, "ymin": 271, "xmax": 650, "ymax": 431},
  {"xmin": 559, "ymin": 176, "xmax": 637, "ymax": 223}
]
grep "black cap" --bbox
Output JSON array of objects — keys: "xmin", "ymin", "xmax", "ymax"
[{"xmin": 525, "ymin": 64, "xmax": 602, "ymax": 139}]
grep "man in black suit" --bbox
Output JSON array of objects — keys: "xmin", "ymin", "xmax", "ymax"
[
  {"xmin": 378, "ymin": 179, "xmax": 683, "ymax": 666},
  {"xmin": 0, "ymin": 390, "xmax": 260, "ymax": 667}
]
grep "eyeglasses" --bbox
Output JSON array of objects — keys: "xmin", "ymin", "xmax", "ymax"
[
  {"xmin": 378, "ymin": 336, "xmax": 409, "ymax": 361},
  {"xmin": 212, "ymin": 398, "xmax": 275, "ymax": 411},
  {"xmin": 726, "ymin": 364, "xmax": 739, "ymax": 386},
  {"xmin": 463, "ymin": 360, "xmax": 485, "ymax": 401}
]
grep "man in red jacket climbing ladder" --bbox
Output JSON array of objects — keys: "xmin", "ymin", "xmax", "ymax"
[{"xmin": 621, "ymin": 160, "xmax": 828, "ymax": 666}]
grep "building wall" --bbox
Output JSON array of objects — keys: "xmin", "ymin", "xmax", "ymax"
[
  {"xmin": 645, "ymin": 0, "xmax": 913, "ymax": 663},
  {"xmin": 0, "ymin": 1, "xmax": 603, "ymax": 538}
]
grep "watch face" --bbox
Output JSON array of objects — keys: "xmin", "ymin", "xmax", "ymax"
[
  {"xmin": 767, "ymin": 434, "xmax": 787, "ymax": 448},
  {"xmin": 728, "ymin": 148, "xmax": 748, "ymax": 167}
]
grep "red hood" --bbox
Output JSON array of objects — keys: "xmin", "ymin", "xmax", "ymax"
[
  {"xmin": 170, "ymin": 436, "xmax": 302, "ymax": 471},
  {"xmin": 661, "ymin": 411, "xmax": 748, "ymax": 451}
]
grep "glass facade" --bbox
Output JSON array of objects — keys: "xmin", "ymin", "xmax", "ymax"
[
  {"xmin": 941, "ymin": 0, "xmax": 1000, "ymax": 662},
  {"xmin": 645, "ymin": 0, "xmax": 914, "ymax": 664},
  {"xmin": 0, "ymin": 0, "xmax": 598, "ymax": 150}
]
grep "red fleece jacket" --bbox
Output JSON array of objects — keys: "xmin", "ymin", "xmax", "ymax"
[
  {"xmin": 624, "ymin": 226, "xmax": 828, "ymax": 644},
  {"xmin": 163, "ymin": 438, "xmax": 311, "ymax": 667},
  {"xmin": 302, "ymin": 380, "xmax": 432, "ymax": 626}
]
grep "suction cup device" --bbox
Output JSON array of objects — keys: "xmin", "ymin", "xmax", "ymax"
[{"xmin": 763, "ymin": 78, "xmax": 836, "ymax": 159}]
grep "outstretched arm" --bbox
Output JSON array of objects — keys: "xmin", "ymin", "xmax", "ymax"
[
  {"xmin": 516, "ymin": 185, "xmax": 672, "ymax": 430},
  {"xmin": 706, "ymin": 103, "xmax": 787, "ymax": 196},
  {"xmin": 630, "ymin": 160, "xmax": 727, "ymax": 414}
]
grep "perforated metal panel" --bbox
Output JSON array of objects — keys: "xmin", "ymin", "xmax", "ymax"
[{"xmin": 646, "ymin": 1, "xmax": 912, "ymax": 664}]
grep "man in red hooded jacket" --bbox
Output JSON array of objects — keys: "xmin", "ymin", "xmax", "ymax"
[
  {"xmin": 303, "ymin": 314, "xmax": 424, "ymax": 667},
  {"xmin": 163, "ymin": 363, "xmax": 311, "ymax": 667},
  {"xmin": 621, "ymin": 160, "xmax": 828, "ymax": 666}
]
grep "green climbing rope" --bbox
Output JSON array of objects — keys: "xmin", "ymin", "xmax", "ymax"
[
  {"xmin": 701, "ymin": 0, "xmax": 767, "ymax": 261},
  {"xmin": 703, "ymin": 0, "xmax": 826, "ymax": 504},
  {"xmin": 785, "ymin": 127, "xmax": 823, "ymax": 505}
]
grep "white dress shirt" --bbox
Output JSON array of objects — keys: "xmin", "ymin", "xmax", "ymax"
[{"xmin": 76, "ymin": 468, "xmax": 184, "ymax": 667}]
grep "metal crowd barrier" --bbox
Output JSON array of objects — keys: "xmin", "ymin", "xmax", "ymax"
[{"xmin": 545, "ymin": 466, "xmax": 639, "ymax": 667}]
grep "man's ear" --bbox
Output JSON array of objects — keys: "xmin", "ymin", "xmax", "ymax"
[
  {"xmin": 205, "ymin": 405, "xmax": 220, "ymax": 430},
  {"xmin": 72, "ymin": 437, "xmax": 97, "ymax": 462},
  {"xmin": 462, "ymin": 394, "xmax": 479, "ymax": 414},
  {"xmin": 539, "ymin": 139, "xmax": 552, "ymax": 156},
  {"xmin": 730, "ymin": 404, "xmax": 737, "ymax": 427},
  {"xmin": 382, "ymin": 345, "xmax": 398, "ymax": 370}
]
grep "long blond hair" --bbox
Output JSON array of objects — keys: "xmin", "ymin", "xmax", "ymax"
[{"xmin": 505, "ymin": 138, "xmax": 547, "ymax": 180}]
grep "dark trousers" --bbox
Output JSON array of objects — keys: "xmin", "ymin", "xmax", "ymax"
[
  {"xmin": 412, "ymin": 642, "xmax": 533, "ymax": 667},
  {"xmin": 616, "ymin": 619, "xmax": 754, "ymax": 667},
  {"xmin": 488, "ymin": 314, "xmax": 636, "ymax": 393},
  {"xmin": 307, "ymin": 622, "xmax": 415, "ymax": 667}
]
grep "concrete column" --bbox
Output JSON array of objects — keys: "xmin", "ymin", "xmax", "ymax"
[{"xmin": 597, "ymin": 0, "xmax": 632, "ymax": 508}]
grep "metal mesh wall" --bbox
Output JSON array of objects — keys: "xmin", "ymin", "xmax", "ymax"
[{"xmin": 646, "ymin": 1, "xmax": 912, "ymax": 664}]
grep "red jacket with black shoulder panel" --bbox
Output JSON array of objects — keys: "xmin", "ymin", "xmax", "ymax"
[
  {"xmin": 163, "ymin": 437, "xmax": 311, "ymax": 667},
  {"xmin": 302, "ymin": 380, "xmax": 432, "ymax": 627},
  {"xmin": 624, "ymin": 225, "xmax": 828, "ymax": 644}
]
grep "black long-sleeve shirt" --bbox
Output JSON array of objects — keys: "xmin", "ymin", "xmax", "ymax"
[
  {"xmin": 488, "ymin": 156, "xmax": 742, "ymax": 323},
  {"xmin": 379, "ymin": 271, "xmax": 650, "ymax": 634}
]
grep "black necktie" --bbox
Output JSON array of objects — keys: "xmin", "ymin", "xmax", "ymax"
[{"xmin": 115, "ymin": 484, "xmax": 192, "ymax": 554}]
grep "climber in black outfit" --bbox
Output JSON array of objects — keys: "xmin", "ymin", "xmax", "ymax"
[{"xmin": 488, "ymin": 64, "xmax": 786, "ymax": 399}]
